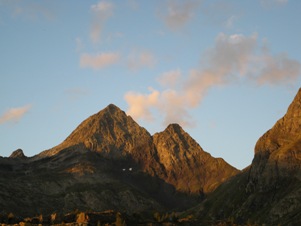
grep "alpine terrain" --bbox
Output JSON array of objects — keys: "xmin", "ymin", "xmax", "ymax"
[
  {"xmin": 1, "ymin": 104, "xmax": 238, "ymax": 224},
  {"xmin": 193, "ymin": 88, "xmax": 301, "ymax": 225}
]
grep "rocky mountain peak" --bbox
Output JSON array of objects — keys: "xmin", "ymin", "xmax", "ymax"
[
  {"xmin": 165, "ymin": 123, "xmax": 183, "ymax": 132},
  {"xmin": 101, "ymin": 104, "xmax": 125, "ymax": 117},
  {"xmin": 255, "ymin": 88, "xmax": 301, "ymax": 155},
  {"xmin": 9, "ymin": 149, "xmax": 26, "ymax": 159},
  {"xmin": 153, "ymin": 124, "xmax": 239, "ymax": 193},
  {"xmin": 248, "ymin": 88, "xmax": 301, "ymax": 192},
  {"xmin": 37, "ymin": 104, "xmax": 164, "ymax": 176}
]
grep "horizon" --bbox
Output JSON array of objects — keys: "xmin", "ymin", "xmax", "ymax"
[{"xmin": 1, "ymin": 0, "xmax": 301, "ymax": 170}]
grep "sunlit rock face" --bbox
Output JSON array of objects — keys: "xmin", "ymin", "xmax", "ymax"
[
  {"xmin": 38, "ymin": 104, "xmax": 238, "ymax": 194},
  {"xmin": 248, "ymin": 88, "xmax": 301, "ymax": 192},
  {"xmin": 38, "ymin": 104, "xmax": 164, "ymax": 176},
  {"xmin": 153, "ymin": 123, "xmax": 239, "ymax": 194},
  {"xmin": 191, "ymin": 88, "xmax": 301, "ymax": 225}
]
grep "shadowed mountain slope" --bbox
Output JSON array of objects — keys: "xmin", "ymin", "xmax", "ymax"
[
  {"xmin": 193, "ymin": 88, "xmax": 301, "ymax": 225},
  {"xmin": 37, "ymin": 104, "xmax": 238, "ymax": 195},
  {"xmin": 1, "ymin": 104, "xmax": 238, "ymax": 218}
]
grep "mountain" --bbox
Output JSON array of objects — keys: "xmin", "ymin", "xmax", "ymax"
[
  {"xmin": 0, "ymin": 104, "xmax": 238, "ymax": 220},
  {"xmin": 38, "ymin": 104, "xmax": 164, "ymax": 176},
  {"xmin": 153, "ymin": 124, "xmax": 238, "ymax": 194},
  {"xmin": 9, "ymin": 149, "xmax": 26, "ymax": 159},
  {"xmin": 248, "ymin": 88, "xmax": 301, "ymax": 191},
  {"xmin": 193, "ymin": 88, "xmax": 301, "ymax": 225}
]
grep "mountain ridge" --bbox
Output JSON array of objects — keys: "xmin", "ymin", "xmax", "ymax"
[
  {"xmin": 193, "ymin": 88, "xmax": 301, "ymax": 225},
  {"xmin": 2, "ymin": 88, "xmax": 301, "ymax": 225},
  {"xmin": 35, "ymin": 103, "xmax": 239, "ymax": 194},
  {"xmin": 1, "ymin": 102, "xmax": 239, "ymax": 219}
]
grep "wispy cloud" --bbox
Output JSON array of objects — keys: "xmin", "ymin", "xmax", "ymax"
[
  {"xmin": 90, "ymin": 0, "xmax": 114, "ymax": 43},
  {"xmin": 260, "ymin": 0, "xmax": 288, "ymax": 8},
  {"xmin": 127, "ymin": 50, "xmax": 157, "ymax": 71},
  {"xmin": 157, "ymin": 69, "xmax": 182, "ymax": 88},
  {"xmin": 160, "ymin": 0, "xmax": 201, "ymax": 30},
  {"xmin": 127, "ymin": 0, "xmax": 139, "ymax": 10},
  {"xmin": 223, "ymin": 15, "xmax": 239, "ymax": 29},
  {"xmin": 256, "ymin": 53, "xmax": 301, "ymax": 85},
  {"xmin": 75, "ymin": 37, "xmax": 84, "ymax": 52},
  {"xmin": 1, "ymin": 0, "xmax": 55, "ymax": 21},
  {"xmin": 124, "ymin": 33, "xmax": 301, "ymax": 128},
  {"xmin": 65, "ymin": 88, "xmax": 89, "ymax": 101},
  {"xmin": 80, "ymin": 52, "xmax": 120, "ymax": 69},
  {"xmin": 0, "ymin": 104, "xmax": 32, "ymax": 124}
]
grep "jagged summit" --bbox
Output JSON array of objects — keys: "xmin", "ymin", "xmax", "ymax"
[
  {"xmin": 254, "ymin": 88, "xmax": 301, "ymax": 156},
  {"xmin": 9, "ymin": 148, "xmax": 26, "ymax": 159},
  {"xmin": 249, "ymin": 88, "xmax": 301, "ymax": 191},
  {"xmin": 154, "ymin": 123, "xmax": 239, "ymax": 193},
  {"xmin": 165, "ymin": 123, "xmax": 183, "ymax": 132},
  {"xmin": 38, "ymin": 103, "xmax": 152, "ymax": 158},
  {"xmin": 35, "ymin": 104, "xmax": 238, "ymax": 194},
  {"xmin": 189, "ymin": 88, "xmax": 301, "ymax": 225},
  {"xmin": 98, "ymin": 103, "xmax": 126, "ymax": 117}
]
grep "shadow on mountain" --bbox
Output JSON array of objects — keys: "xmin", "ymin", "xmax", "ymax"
[{"xmin": 0, "ymin": 146, "xmax": 202, "ymax": 218}]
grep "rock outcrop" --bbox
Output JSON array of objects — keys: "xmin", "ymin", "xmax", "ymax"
[
  {"xmin": 154, "ymin": 124, "xmax": 238, "ymax": 193},
  {"xmin": 9, "ymin": 149, "xmax": 26, "ymax": 159},
  {"xmin": 248, "ymin": 88, "xmax": 301, "ymax": 192},
  {"xmin": 193, "ymin": 88, "xmax": 301, "ymax": 225}
]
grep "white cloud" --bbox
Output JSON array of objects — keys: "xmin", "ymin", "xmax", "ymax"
[
  {"xmin": 127, "ymin": 51, "xmax": 157, "ymax": 71},
  {"xmin": 124, "ymin": 33, "xmax": 301, "ymax": 128},
  {"xmin": 160, "ymin": 0, "xmax": 201, "ymax": 30},
  {"xmin": 0, "ymin": 104, "xmax": 32, "ymax": 124},
  {"xmin": 80, "ymin": 52, "xmax": 120, "ymax": 69},
  {"xmin": 90, "ymin": 1, "xmax": 114, "ymax": 43}
]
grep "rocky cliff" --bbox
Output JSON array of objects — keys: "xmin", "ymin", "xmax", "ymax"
[
  {"xmin": 38, "ymin": 104, "xmax": 164, "ymax": 176},
  {"xmin": 154, "ymin": 124, "xmax": 238, "ymax": 193},
  {"xmin": 37, "ymin": 104, "xmax": 238, "ymax": 195},
  {"xmin": 248, "ymin": 88, "xmax": 301, "ymax": 192},
  {"xmin": 1, "ymin": 104, "xmax": 238, "ymax": 218},
  {"xmin": 194, "ymin": 88, "xmax": 301, "ymax": 225}
]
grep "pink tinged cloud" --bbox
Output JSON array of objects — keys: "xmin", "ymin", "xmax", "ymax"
[
  {"xmin": 157, "ymin": 69, "xmax": 182, "ymax": 88},
  {"xmin": 127, "ymin": 51, "xmax": 157, "ymax": 71},
  {"xmin": 125, "ymin": 32, "xmax": 301, "ymax": 128},
  {"xmin": 80, "ymin": 52, "xmax": 120, "ymax": 69},
  {"xmin": 257, "ymin": 53, "xmax": 301, "ymax": 85},
  {"xmin": 0, "ymin": 105, "xmax": 32, "ymax": 124},
  {"xmin": 161, "ymin": 0, "xmax": 201, "ymax": 30},
  {"xmin": 90, "ymin": 1, "xmax": 114, "ymax": 43},
  {"xmin": 124, "ymin": 88, "xmax": 160, "ymax": 121}
]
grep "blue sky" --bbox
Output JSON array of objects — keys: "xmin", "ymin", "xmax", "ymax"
[{"xmin": 1, "ymin": 0, "xmax": 300, "ymax": 169}]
